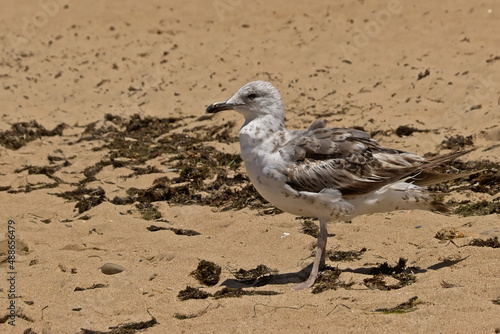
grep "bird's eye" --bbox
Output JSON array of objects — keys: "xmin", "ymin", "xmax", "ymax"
[{"xmin": 247, "ymin": 93, "xmax": 257, "ymax": 100}]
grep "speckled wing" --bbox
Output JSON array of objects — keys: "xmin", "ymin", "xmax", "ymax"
[{"xmin": 281, "ymin": 120, "xmax": 426, "ymax": 196}]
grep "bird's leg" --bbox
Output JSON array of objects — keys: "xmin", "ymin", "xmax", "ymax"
[{"xmin": 293, "ymin": 218, "xmax": 328, "ymax": 290}]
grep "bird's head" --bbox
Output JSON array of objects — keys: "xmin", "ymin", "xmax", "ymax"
[{"xmin": 206, "ymin": 81, "xmax": 285, "ymax": 123}]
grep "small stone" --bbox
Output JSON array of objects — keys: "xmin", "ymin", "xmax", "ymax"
[{"xmin": 99, "ymin": 263, "xmax": 125, "ymax": 275}]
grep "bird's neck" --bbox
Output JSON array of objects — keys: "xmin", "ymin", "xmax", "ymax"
[
  {"xmin": 240, "ymin": 114, "xmax": 284, "ymax": 138},
  {"xmin": 239, "ymin": 115, "xmax": 285, "ymax": 154}
]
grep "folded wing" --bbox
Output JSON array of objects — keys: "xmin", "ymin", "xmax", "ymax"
[{"xmin": 282, "ymin": 120, "xmax": 467, "ymax": 196}]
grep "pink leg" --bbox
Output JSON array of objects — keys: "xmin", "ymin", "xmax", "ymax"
[{"xmin": 293, "ymin": 218, "xmax": 328, "ymax": 290}]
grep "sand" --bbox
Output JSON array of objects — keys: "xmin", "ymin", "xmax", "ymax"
[{"xmin": 0, "ymin": 0, "xmax": 499, "ymax": 333}]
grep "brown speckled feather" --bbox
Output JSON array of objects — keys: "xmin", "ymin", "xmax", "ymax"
[{"xmin": 283, "ymin": 120, "xmax": 469, "ymax": 196}]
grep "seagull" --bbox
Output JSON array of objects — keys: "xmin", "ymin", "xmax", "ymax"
[{"xmin": 206, "ymin": 80, "xmax": 471, "ymax": 290}]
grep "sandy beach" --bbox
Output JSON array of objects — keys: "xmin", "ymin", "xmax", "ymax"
[{"xmin": 0, "ymin": 0, "xmax": 499, "ymax": 333}]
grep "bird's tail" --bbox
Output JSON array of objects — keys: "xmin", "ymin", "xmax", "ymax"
[{"xmin": 408, "ymin": 149, "xmax": 481, "ymax": 187}]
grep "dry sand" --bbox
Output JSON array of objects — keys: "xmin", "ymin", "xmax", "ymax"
[{"xmin": 0, "ymin": 0, "xmax": 499, "ymax": 333}]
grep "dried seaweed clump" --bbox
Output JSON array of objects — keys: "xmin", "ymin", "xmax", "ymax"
[
  {"xmin": 395, "ymin": 125, "xmax": 429, "ymax": 137},
  {"xmin": 453, "ymin": 201, "xmax": 500, "ymax": 217},
  {"xmin": 432, "ymin": 160, "xmax": 499, "ymax": 195},
  {"xmin": 79, "ymin": 312, "xmax": 157, "ymax": 333},
  {"xmin": 178, "ymin": 286, "xmax": 211, "ymax": 301},
  {"xmin": 212, "ymin": 287, "xmax": 280, "ymax": 299},
  {"xmin": 435, "ymin": 228, "xmax": 465, "ymax": 240},
  {"xmin": 136, "ymin": 202, "xmax": 162, "ymax": 220},
  {"xmin": 177, "ymin": 286, "xmax": 280, "ymax": 301},
  {"xmin": 190, "ymin": 260, "xmax": 221, "ymax": 286},
  {"xmin": 374, "ymin": 296, "xmax": 422, "ymax": 314},
  {"xmin": 53, "ymin": 187, "xmax": 106, "ymax": 214},
  {"xmin": 440, "ymin": 135, "xmax": 474, "ymax": 150},
  {"xmin": 468, "ymin": 237, "xmax": 500, "ymax": 248},
  {"xmin": 300, "ymin": 219, "xmax": 319, "ymax": 238},
  {"xmin": 312, "ymin": 267, "xmax": 355, "ymax": 294},
  {"xmin": 146, "ymin": 225, "xmax": 201, "ymax": 236},
  {"xmin": 233, "ymin": 264, "xmax": 277, "ymax": 285},
  {"xmin": 327, "ymin": 248, "xmax": 366, "ymax": 262},
  {"xmin": 364, "ymin": 258, "xmax": 418, "ymax": 291},
  {"xmin": 0, "ymin": 120, "xmax": 66, "ymax": 150}
]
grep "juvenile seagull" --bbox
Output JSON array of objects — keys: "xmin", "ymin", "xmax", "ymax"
[{"xmin": 206, "ymin": 81, "xmax": 470, "ymax": 290}]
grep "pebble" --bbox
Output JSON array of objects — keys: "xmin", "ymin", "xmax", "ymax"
[{"xmin": 99, "ymin": 263, "xmax": 125, "ymax": 275}]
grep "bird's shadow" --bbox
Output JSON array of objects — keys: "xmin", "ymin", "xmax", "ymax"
[
  {"xmin": 219, "ymin": 256, "xmax": 470, "ymax": 288},
  {"xmin": 426, "ymin": 255, "xmax": 469, "ymax": 271},
  {"xmin": 341, "ymin": 266, "xmax": 427, "ymax": 275}
]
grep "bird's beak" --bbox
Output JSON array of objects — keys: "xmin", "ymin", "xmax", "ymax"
[{"xmin": 205, "ymin": 101, "xmax": 234, "ymax": 114}]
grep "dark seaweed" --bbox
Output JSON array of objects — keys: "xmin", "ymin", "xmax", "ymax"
[
  {"xmin": 53, "ymin": 187, "xmax": 106, "ymax": 214},
  {"xmin": 0, "ymin": 120, "xmax": 66, "ymax": 150},
  {"xmin": 233, "ymin": 264, "xmax": 277, "ymax": 285},
  {"xmin": 74, "ymin": 283, "xmax": 108, "ymax": 292},
  {"xmin": 311, "ymin": 267, "xmax": 355, "ymax": 294},
  {"xmin": 453, "ymin": 201, "xmax": 500, "ymax": 217},
  {"xmin": 364, "ymin": 258, "xmax": 418, "ymax": 290},
  {"xmin": 190, "ymin": 260, "xmax": 221, "ymax": 286},
  {"xmin": 327, "ymin": 248, "xmax": 366, "ymax": 262},
  {"xmin": 212, "ymin": 287, "xmax": 280, "ymax": 299},
  {"xmin": 178, "ymin": 286, "xmax": 211, "ymax": 300},
  {"xmin": 468, "ymin": 237, "xmax": 500, "ymax": 248},
  {"xmin": 79, "ymin": 311, "xmax": 157, "ymax": 333},
  {"xmin": 375, "ymin": 296, "xmax": 421, "ymax": 313},
  {"xmin": 146, "ymin": 225, "xmax": 201, "ymax": 236}
]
